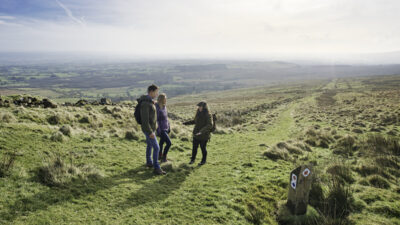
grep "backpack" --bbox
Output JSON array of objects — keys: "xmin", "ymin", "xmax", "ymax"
[
  {"xmin": 134, "ymin": 99, "xmax": 142, "ymax": 125},
  {"xmin": 211, "ymin": 113, "xmax": 217, "ymax": 132}
]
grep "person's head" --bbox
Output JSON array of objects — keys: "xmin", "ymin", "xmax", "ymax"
[
  {"xmin": 147, "ymin": 84, "xmax": 159, "ymax": 99},
  {"xmin": 196, "ymin": 101, "xmax": 209, "ymax": 114},
  {"xmin": 157, "ymin": 93, "xmax": 167, "ymax": 107}
]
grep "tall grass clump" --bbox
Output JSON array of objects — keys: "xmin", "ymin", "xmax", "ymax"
[
  {"xmin": 59, "ymin": 125, "xmax": 72, "ymax": 137},
  {"xmin": 1, "ymin": 112, "xmax": 16, "ymax": 123},
  {"xmin": 332, "ymin": 135, "xmax": 357, "ymax": 156},
  {"xmin": 307, "ymin": 167, "xmax": 356, "ymax": 225},
  {"xmin": 50, "ymin": 131, "xmax": 65, "ymax": 142},
  {"xmin": 36, "ymin": 154, "xmax": 104, "ymax": 187},
  {"xmin": 363, "ymin": 134, "xmax": 400, "ymax": 156},
  {"xmin": 263, "ymin": 146, "xmax": 290, "ymax": 161},
  {"xmin": 304, "ymin": 127, "xmax": 334, "ymax": 149},
  {"xmin": 47, "ymin": 114, "xmax": 62, "ymax": 125},
  {"xmin": 125, "ymin": 130, "xmax": 139, "ymax": 141},
  {"xmin": 326, "ymin": 162, "xmax": 355, "ymax": 184},
  {"xmin": 0, "ymin": 150, "xmax": 18, "ymax": 177}
]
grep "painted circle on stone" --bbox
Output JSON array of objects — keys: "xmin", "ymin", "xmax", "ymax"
[
  {"xmin": 302, "ymin": 168, "xmax": 310, "ymax": 177},
  {"xmin": 291, "ymin": 180, "xmax": 296, "ymax": 189}
]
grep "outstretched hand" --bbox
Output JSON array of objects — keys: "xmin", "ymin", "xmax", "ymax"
[{"xmin": 183, "ymin": 120, "xmax": 195, "ymax": 125}]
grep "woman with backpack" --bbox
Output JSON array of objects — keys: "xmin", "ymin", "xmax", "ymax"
[
  {"xmin": 183, "ymin": 101, "xmax": 213, "ymax": 166},
  {"xmin": 156, "ymin": 93, "xmax": 172, "ymax": 163}
]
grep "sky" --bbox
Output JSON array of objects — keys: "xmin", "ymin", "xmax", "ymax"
[{"xmin": 0, "ymin": 0, "xmax": 400, "ymax": 57}]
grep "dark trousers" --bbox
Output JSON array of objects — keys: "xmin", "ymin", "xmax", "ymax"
[
  {"xmin": 159, "ymin": 130, "xmax": 172, "ymax": 158},
  {"xmin": 191, "ymin": 138, "xmax": 208, "ymax": 162}
]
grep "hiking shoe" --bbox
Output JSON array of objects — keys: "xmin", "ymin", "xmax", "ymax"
[
  {"xmin": 161, "ymin": 158, "xmax": 168, "ymax": 163},
  {"xmin": 189, "ymin": 160, "xmax": 195, "ymax": 164},
  {"xmin": 154, "ymin": 168, "xmax": 167, "ymax": 175},
  {"xmin": 198, "ymin": 161, "xmax": 206, "ymax": 166},
  {"xmin": 145, "ymin": 163, "xmax": 153, "ymax": 168},
  {"xmin": 158, "ymin": 153, "xmax": 163, "ymax": 160}
]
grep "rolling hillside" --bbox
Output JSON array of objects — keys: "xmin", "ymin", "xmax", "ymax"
[{"xmin": 0, "ymin": 75, "xmax": 399, "ymax": 225}]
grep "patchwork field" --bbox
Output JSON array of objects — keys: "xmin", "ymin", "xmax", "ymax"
[{"xmin": 0, "ymin": 75, "xmax": 399, "ymax": 224}]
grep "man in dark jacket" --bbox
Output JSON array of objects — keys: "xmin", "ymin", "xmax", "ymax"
[{"xmin": 139, "ymin": 84, "xmax": 166, "ymax": 175}]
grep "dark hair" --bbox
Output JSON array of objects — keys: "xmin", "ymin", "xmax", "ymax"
[
  {"xmin": 196, "ymin": 101, "xmax": 210, "ymax": 117},
  {"xmin": 147, "ymin": 84, "xmax": 159, "ymax": 93}
]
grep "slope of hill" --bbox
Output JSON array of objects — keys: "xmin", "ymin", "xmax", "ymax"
[{"xmin": 0, "ymin": 75, "xmax": 399, "ymax": 224}]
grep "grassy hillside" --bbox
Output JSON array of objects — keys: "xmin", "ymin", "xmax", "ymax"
[{"xmin": 0, "ymin": 75, "xmax": 399, "ymax": 224}]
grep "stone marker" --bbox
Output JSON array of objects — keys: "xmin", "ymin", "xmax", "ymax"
[{"xmin": 287, "ymin": 165, "xmax": 313, "ymax": 215}]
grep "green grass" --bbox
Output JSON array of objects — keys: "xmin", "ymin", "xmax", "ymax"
[{"xmin": 0, "ymin": 75, "xmax": 400, "ymax": 224}]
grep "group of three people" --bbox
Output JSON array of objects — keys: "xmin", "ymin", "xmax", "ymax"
[{"xmin": 139, "ymin": 84, "xmax": 213, "ymax": 175}]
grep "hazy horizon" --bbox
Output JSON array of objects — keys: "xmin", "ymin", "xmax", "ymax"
[{"xmin": 1, "ymin": 0, "xmax": 400, "ymax": 61}]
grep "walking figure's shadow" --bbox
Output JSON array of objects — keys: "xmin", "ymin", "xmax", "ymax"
[{"xmin": 2, "ymin": 164, "xmax": 194, "ymax": 222}]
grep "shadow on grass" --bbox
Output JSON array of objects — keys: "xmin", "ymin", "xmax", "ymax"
[
  {"xmin": 1, "ymin": 164, "xmax": 194, "ymax": 222},
  {"xmin": 119, "ymin": 163, "xmax": 195, "ymax": 209}
]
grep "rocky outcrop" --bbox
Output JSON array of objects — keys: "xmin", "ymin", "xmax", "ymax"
[{"xmin": 11, "ymin": 96, "xmax": 57, "ymax": 108}]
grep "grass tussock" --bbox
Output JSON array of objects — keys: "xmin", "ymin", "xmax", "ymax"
[
  {"xmin": 326, "ymin": 163, "xmax": 355, "ymax": 184},
  {"xmin": 363, "ymin": 134, "xmax": 400, "ymax": 156},
  {"xmin": 277, "ymin": 142, "xmax": 302, "ymax": 155},
  {"xmin": 277, "ymin": 202, "xmax": 320, "ymax": 225},
  {"xmin": 36, "ymin": 154, "xmax": 104, "ymax": 187},
  {"xmin": 322, "ymin": 178, "xmax": 355, "ymax": 223},
  {"xmin": 369, "ymin": 201, "xmax": 400, "ymax": 218},
  {"xmin": 59, "ymin": 125, "xmax": 72, "ymax": 137},
  {"xmin": 308, "ymin": 168, "xmax": 356, "ymax": 225},
  {"xmin": 79, "ymin": 115, "xmax": 91, "ymax": 124},
  {"xmin": 50, "ymin": 131, "xmax": 65, "ymax": 142},
  {"xmin": 263, "ymin": 140, "xmax": 312, "ymax": 162},
  {"xmin": 1, "ymin": 112, "xmax": 16, "ymax": 123},
  {"xmin": 0, "ymin": 150, "xmax": 17, "ymax": 177},
  {"xmin": 217, "ymin": 112, "xmax": 246, "ymax": 127},
  {"xmin": 304, "ymin": 127, "xmax": 334, "ymax": 149},
  {"xmin": 374, "ymin": 156, "xmax": 399, "ymax": 169},
  {"xmin": 125, "ymin": 130, "xmax": 139, "ymax": 141},
  {"xmin": 367, "ymin": 175, "xmax": 390, "ymax": 189},
  {"xmin": 101, "ymin": 106, "xmax": 113, "ymax": 114},
  {"xmin": 47, "ymin": 114, "xmax": 62, "ymax": 125},
  {"xmin": 353, "ymin": 164, "xmax": 390, "ymax": 179},
  {"xmin": 309, "ymin": 181, "xmax": 325, "ymax": 211},
  {"xmin": 263, "ymin": 146, "xmax": 290, "ymax": 161},
  {"xmin": 332, "ymin": 135, "xmax": 357, "ymax": 156}
]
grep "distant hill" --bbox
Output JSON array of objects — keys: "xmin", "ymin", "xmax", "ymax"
[{"xmin": 174, "ymin": 64, "xmax": 227, "ymax": 72}]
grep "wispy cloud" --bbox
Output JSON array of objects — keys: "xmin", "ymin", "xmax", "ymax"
[
  {"xmin": 55, "ymin": 0, "xmax": 85, "ymax": 26},
  {"xmin": 0, "ymin": 16, "xmax": 15, "ymax": 20},
  {"xmin": 0, "ymin": 0, "xmax": 399, "ymax": 56},
  {"xmin": 0, "ymin": 15, "xmax": 21, "ymax": 27}
]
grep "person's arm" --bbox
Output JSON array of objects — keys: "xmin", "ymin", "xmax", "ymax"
[
  {"xmin": 198, "ymin": 114, "xmax": 213, "ymax": 134},
  {"xmin": 183, "ymin": 120, "xmax": 195, "ymax": 125},
  {"xmin": 156, "ymin": 106, "xmax": 162, "ymax": 124},
  {"xmin": 141, "ymin": 103, "xmax": 152, "ymax": 134}
]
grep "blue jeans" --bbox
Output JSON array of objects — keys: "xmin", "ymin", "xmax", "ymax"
[
  {"xmin": 144, "ymin": 132, "xmax": 160, "ymax": 169},
  {"xmin": 159, "ymin": 130, "xmax": 172, "ymax": 157}
]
